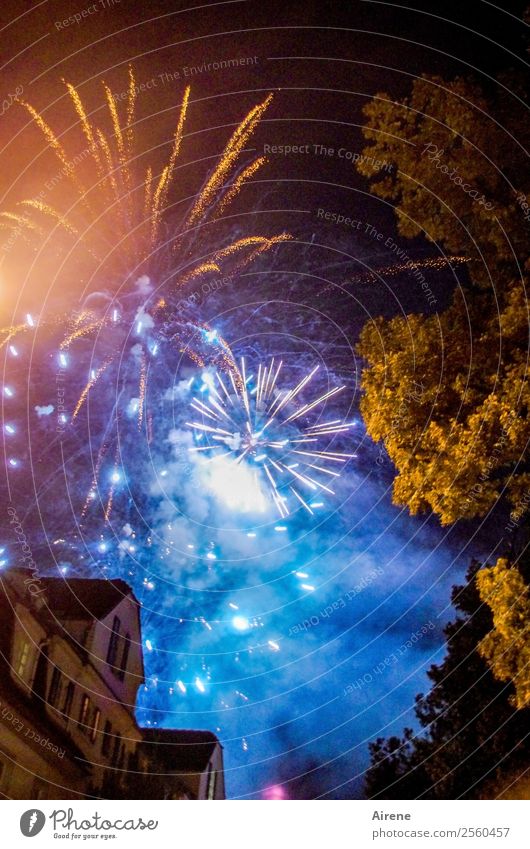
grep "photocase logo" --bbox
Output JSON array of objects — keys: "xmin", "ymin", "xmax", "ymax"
[{"xmin": 20, "ymin": 809, "xmax": 46, "ymax": 837}]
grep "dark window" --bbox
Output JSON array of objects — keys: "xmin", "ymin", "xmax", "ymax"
[
  {"xmin": 106, "ymin": 616, "xmax": 121, "ymax": 667},
  {"xmin": 117, "ymin": 633, "xmax": 131, "ymax": 680},
  {"xmin": 111, "ymin": 733, "xmax": 122, "ymax": 767},
  {"xmin": 31, "ymin": 644, "xmax": 48, "ymax": 700},
  {"xmin": 101, "ymin": 720, "xmax": 113, "ymax": 756},
  {"xmin": 47, "ymin": 667, "xmax": 61, "ymax": 707},
  {"xmin": 78, "ymin": 694, "xmax": 90, "ymax": 728},
  {"xmin": 62, "ymin": 682, "xmax": 74, "ymax": 718}
]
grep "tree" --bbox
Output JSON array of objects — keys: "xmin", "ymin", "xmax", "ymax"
[
  {"xmin": 477, "ymin": 558, "xmax": 530, "ymax": 710},
  {"xmin": 355, "ymin": 71, "xmax": 530, "ymax": 525},
  {"xmin": 358, "ymin": 69, "xmax": 530, "ymax": 800},
  {"xmin": 357, "ymin": 280, "xmax": 530, "ymax": 524},
  {"xmin": 356, "ymin": 74, "xmax": 529, "ymax": 287},
  {"xmin": 365, "ymin": 563, "xmax": 530, "ymax": 799},
  {"xmin": 365, "ymin": 729, "xmax": 432, "ymax": 799}
]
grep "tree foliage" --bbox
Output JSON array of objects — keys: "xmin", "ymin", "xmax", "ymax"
[
  {"xmin": 357, "ymin": 281, "xmax": 530, "ymax": 524},
  {"xmin": 355, "ymin": 72, "xmax": 530, "ymax": 525},
  {"xmin": 477, "ymin": 558, "xmax": 530, "ymax": 710},
  {"xmin": 357, "ymin": 74, "xmax": 529, "ymax": 286}
]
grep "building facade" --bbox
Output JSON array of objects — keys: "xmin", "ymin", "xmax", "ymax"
[{"xmin": 0, "ymin": 568, "xmax": 224, "ymax": 800}]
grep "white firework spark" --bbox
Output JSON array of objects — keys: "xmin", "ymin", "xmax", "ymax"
[{"xmin": 186, "ymin": 359, "xmax": 355, "ymax": 517}]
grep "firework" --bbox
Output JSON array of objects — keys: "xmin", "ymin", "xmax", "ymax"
[
  {"xmin": 186, "ymin": 358, "xmax": 355, "ymax": 517},
  {"xmin": 1, "ymin": 68, "xmax": 293, "ymax": 518},
  {"xmin": 0, "ymin": 67, "xmax": 289, "ymax": 283}
]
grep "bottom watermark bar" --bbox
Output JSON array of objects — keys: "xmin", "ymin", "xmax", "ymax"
[{"xmin": 0, "ymin": 800, "xmax": 528, "ymax": 846}]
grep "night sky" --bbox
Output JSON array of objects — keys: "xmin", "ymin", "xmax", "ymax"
[{"xmin": 1, "ymin": 0, "xmax": 528, "ymax": 799}]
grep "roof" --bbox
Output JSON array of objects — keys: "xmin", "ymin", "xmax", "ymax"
[
  {"xmin": 34, "ymin": 575, "xmax": 138, "ymax": 621},
  {"xmin": 1, "ymin": 569, "xmax": 144, "ymax": 671},
  {"xmin": 140, "ymin": 729, "xmax": 220, "ymax": 772},
  {"xmin": 3, "ymin": 569, "xmax": 138, "ymax": 621}
]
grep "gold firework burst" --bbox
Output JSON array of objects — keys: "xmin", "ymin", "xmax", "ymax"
[{"xmin": 1, "ymin": 68, "xmax": 289, "ymax": 285}]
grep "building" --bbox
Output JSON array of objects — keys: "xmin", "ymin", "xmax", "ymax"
[
  {"xmin": 139, "ymin": 730, "xmax": 225, "ymax": 800},
  {"xmin": 0, "ymin": 568, "xmax": 224, "ymax": 800}
]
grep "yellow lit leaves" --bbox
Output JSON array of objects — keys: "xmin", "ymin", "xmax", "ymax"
[{"xmin": 477, "ymin": 558, "xmax": 530, "ymax": 710}]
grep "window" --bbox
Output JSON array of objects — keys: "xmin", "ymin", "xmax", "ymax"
[
  {"xmin": 78, "ymin": 696, "xmax": 102, "ymax": 742},
  {"xmin": 16, "ymin": 641, "xmax": 31, "ymax": 678},
  {"xmin": 111, "ymin": 733, "xmax": 122, "ymax": 767},
  {"xmin": 48, "ymin": 667, "xmax": 62, "ymax": 707},
  {"xmin": 90, "ymin": 708, "xmax": 101, "ymax": 743},
  {"xmin": 62, "ymin": 682, "xmax": 74, "ymax": 718},
  {"xmin": 31, "ymin": 645, "xmax": 50, "ymax": 700},
  {"xmin": 207, "ymin": 763, "xmax": 217, "ymax": 800},
  {"xmin": 101, "ymin": 720, "xmax": 113, "ymax": 756},
  {"xmin": 117, "ymin": 633, "xmax": 131, "ymax": 680},
  {"xmin": 106, "ymin": 616, "xmax": 121, "ymax": 667},
  {"xmin": 78, "ymin": 694, "xmax": 90, "ymax": 729}
]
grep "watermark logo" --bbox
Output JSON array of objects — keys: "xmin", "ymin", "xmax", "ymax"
[{"xmin": 20, "ymin": 809, "xmax": 46, "ymax": 837}]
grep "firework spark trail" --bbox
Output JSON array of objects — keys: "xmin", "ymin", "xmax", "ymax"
[
  {"xmin": 18, "ymin": 200, "xmax": 79, "ymax": 236},
  {"xmin": 0, "ymin": 211, "xmax": 44, "ymax": 237},
  {"xmin": 0, "ymin": 324, "xmax": 26, "ymax": 350},
  {"xmin": 183, "ymin": 233, "xmax": 292, "ymax": 294},
  {"xmin": 125, "ymin": 65, "xmax": 136, "ymax": 154},
  {"xmin": 81, "ymin": 439, "xmax": 109, "ymax": 517},
  {"xmin": 22, "ymin": 101, "xmax": 76, "ymax": 180},
  {"xmin": 137, "ymin": 350, "xmax": 147, "ymax": 431},
  {"xmin": 72, "ymin": 360, "xmax": 112, "ymax": 420},
  {"xmin": 185, "ymin": 93, "xmax": 273, "ymax": 226},
  {"xmin": 60, "ymin": 317, "xmax": 107, "ymax": 350},
  {"xmin": 177, "ymin": 262, "xmax": 221, "ymax": 287},
  {"xmin": 63, "ymin": 80, "xmax": 103, "ymax": 175},
  {"xmin": 155, "ymin": 86, "xmax": 190, "ymax": 230},
  {"xmin": 105, "ymin": 452, "xmax": 120, "ymax": 523},
  {"xmin": 317, "ymin": 255, "xmax": 470, "ymax": 296},
  {"xmin": 213, "ymin": 156, "xmax": 267, "ymax": 220},
  {"xmin": 186, "ymin": 359, "xmax": 355, "ymax": 516}
]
